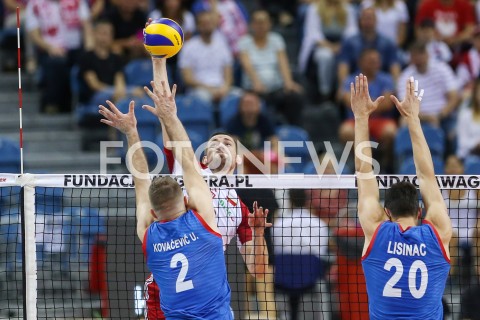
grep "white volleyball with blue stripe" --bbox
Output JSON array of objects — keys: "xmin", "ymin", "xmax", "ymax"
[{"xmin": 143, "ymin": 18, "xmax": 184, "ymax": 58}]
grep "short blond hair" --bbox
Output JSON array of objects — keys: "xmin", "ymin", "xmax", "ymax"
[{"xmin": 148, "ymin": 176, "xmax": 183, "ymax": 212}]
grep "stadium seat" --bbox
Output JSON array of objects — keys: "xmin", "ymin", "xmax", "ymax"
[
  {"xmin": 394, "ymin": 124, "xmax": 445, "ymax": 159},
  {"xmin": 176, "ymin": 95, "xmax": 214, "ymax": 141},
  {"xmin": 464, "ymin": 156, "xmax": 480, "ymax": 174},
  {"xmin": 399, "ymin": 156, "xmax": 445, "ymax": 175},
  {"xmin": 0, "ymin": 138, "xmax": 20, "ymax": 173},
  {"xmin": 276, "ymin": 125, "xmax": 311, "ymax": 173},
  {"xmin": 124, "ymin": 59, "xmax": 153, "ymax": 87}
]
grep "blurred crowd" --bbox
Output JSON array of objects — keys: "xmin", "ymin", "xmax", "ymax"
[
  {"xmin": 1, "ymin": 2, "xmax": 480, "ymax": 318},
  {"xmin": 0, "ymin": 0, "xmax": 480, "ymax": 175}
]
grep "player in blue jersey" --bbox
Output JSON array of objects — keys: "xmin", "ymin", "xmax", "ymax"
[
  {"xmin": 351, "ymin": 74, "xmax": 452, "ymax": 319},
  {"xmin": 98, "ymin": 80, "xmax": 257, "ymax": 319}
]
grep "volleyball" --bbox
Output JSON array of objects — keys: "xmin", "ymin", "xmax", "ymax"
[{"xmin": 143, "ymin": 18, "xmax": 184, "ymax": 58}]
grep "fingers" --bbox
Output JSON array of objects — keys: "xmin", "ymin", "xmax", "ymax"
[
  {"xmin": 408, "ymin": 76, "xmax": 414, "ymax": 96},
  {"xmin": 390, "ymin": 95, "xmax": 401, "ymax": 107},
  {"xmin": 99, "ymin": 119, "xmax": 114, "ymax": 127},
  {"xmin": 355, "ymin": 75, "xmax": 359, "ymax": 95},
  {"xmin": 253, "ymin": 201, "xmax": 258, "ymax": 212},
  {"xmin": 98, "ymin": 105, "xmax": 116, "ymax": 120},
  {"xmin": 144, "ymin": 86, "xmax": 158, "ymax": 101},
  {"xmin": 363, "ymin": 74, "xmax": 368, "ymax": 94},
  {"xmin": 418, "ymin": 89, "xmax": 424, "ymax": 101},
  {"xmin": 142, "ymin": 104, "xmax": 156, "ymax": 115},
  {"xmin": 105, "ymin": 100, "xmax": 122, "ymax": 116},
  {"xmin": 414, "ymin": 79, "xmax": 419, "ymax": 96},
  {"xmin": 171, "ymin": 84, "xmax": 177, "ymax": 99},
  {"xmin": 374, "ymin": 95, "xmax": 384, "ymax": 105},
  {"xmin": 128, "ymin": 100, "xmax": 135, "ymax": 114}
]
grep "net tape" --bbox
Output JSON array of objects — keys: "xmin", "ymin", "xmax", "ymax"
[{"xmin": 1, "ymin": 173, "xmax": 479, "ymax": 189}]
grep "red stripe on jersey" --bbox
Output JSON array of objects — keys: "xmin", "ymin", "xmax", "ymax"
[
  {"xmin": 237, "ymin": 201, "xmax": 253, "ymax": 245},
  {"xmin": 227, "ymin": 196, "xmax": 237, "ymax": 206},
  {"xmin": 163, "ymin": 147, "xmax": 175, "ymax": 173},
  {"xmin": 423, "ymin": 220, "xmax": 451, "ymax": 263},
  {"xmin": 142, "ymin": 230, "xmax": 148, "ymax": 258},
  {"xmin": 192, "ymin": 210, "xmax": 222, "ymax": 238},
  {"xmin": 361, "ymin": 221, "xmax": 385, "ymax": 261}
]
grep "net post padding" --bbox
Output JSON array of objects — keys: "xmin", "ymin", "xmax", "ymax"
[{"xmin": 17, "ymin": 175, "xmax": 37, "ymax": 320}]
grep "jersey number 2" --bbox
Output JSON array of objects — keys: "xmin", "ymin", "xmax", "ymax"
[
  {"xmin": 383, "ymin": 258, "xmax": 428, "ymax": 299},
  {"xmin": 170, "ymin": 253, "xmax": 194, "ymax": 293}
]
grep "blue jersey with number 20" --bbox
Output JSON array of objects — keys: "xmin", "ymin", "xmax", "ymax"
[
  {"xmin": 362, "ymin": 221, "xmax": 450, "ymax": 320},
  {"xmin": 144, "ymin": 210, "xmax": 232, "ymax": 320}
]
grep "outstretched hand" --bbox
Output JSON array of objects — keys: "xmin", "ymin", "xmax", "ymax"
[
  {"xmin": 390, "ymin": 76, "xmax": 424, "ymax": 120},
  {"xmin": 350, "ymin": 73, "xmax": 384, "ymax": 118},
  {"xmin": 143, "ymin": 81, "xmax": 178, "ymax": 121},
  {"xmin": 99, "ymin": 100, "xmax": 137, "ymax": 136},
  {"xmin": 248, "ymin": 201, "xmax": 272, "ymax": 232}
]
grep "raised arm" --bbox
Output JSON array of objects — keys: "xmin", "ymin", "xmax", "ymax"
[
  {"xmin": 351, "ymin": 74, "xmax": 387, "ymax": 240},
  {"xmin": 98, "ymin": 100, "xmax": 154, "ymax": 242},
  {"xmin": 152, "ymin": 57, "xmax": 172, "ymax": 149},
  {"xmin": 391, "ymin": 77, "xmax": 452, "ymax": 247},
  {"xmin": 143, "ymin": 81, "xmax": 217, "ymax": 229}
]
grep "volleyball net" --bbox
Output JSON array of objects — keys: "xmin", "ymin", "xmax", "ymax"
[{"xmin": 0, "ymin": 174, "xmax": 479, "ymax": 319}]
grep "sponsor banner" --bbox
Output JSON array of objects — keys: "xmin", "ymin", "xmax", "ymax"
[
  {"xmin": 0, "ymin": 174, "xmax": 19, "ymax": 186},
  {"xmin": 25, "ymin": 174, "xmax": 480, "ymax": 189}
]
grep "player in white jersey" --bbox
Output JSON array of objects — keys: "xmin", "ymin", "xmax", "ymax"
[{"xmin": 142, "ymin": 52, "xmax": 271, "ymax": 319}]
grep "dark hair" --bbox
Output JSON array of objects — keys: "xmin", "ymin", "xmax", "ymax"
[
  {"xmin": 290, "ymin": 189, "xmax": 307, "ymax": 208},
  {"xmin": 384, "ymin": 182, "xmax": 419, "ymax": 218},
  {"xmin": 208, "ymin": 131, "xmax": 238, "ymax": 152},
  {"xmin": 409, "ymin": 41, "xmax": 427, "ymax": 54},
  {"xmin": 149, "ymin": 176, "xmax": 183, "ymax": 212}
]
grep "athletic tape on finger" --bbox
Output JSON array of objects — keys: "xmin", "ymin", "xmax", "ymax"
[
  {"xmin": 414, "ymin": 80, "xmax": 419, "ymax": 95},
  {"xmin": 418, "ymin": 89, "xmax": 424, "ymax": 101}
]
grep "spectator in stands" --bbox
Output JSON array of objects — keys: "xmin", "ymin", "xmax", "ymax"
[
  {"xmin": 238, "ymin": 10, "xmax": 304, "ymax": 125},
  {"xmin": 416, "ymin": 18, "xmax": 452, "ymax": 64},
  {"xmin": 88, "ymin": 0, "xmax": 105, "ymax": 20},
  {"xmin": 456, "ymin": 78, "xmax": 480, "ymax": 160},
  {"xmin": 257, "ymin": 0, "xmax": 297, "ymax": 27},
  {"xmin": 225, "ymin": 91, "xmax": 278, "ymax": 152},
  {"xmin": 106, "ymin": 0, "xmax": 146, "ymax": 58},
  {"xmin": 26, "ymin": 0, "xmax": 94, "ymax": 113},
  {"xmin": 149, "ymin": 0, "xmax": 195, "ymax": 85},
  {"xmin": 78, "ymin": 19, "xmax": 144, "ymax": 106},
  {"xmin": 457, "ymin": 28, "xmax": 480, "ymax": 92},
  {"xmin": 149, "ymin": 0, "xmax": 195, "ymax": 40},
  {"xmin": 397, "ymin": 41, "xmax": 459, "ymax": 131},
  {"xmin": 337, "ymin": 7, "xmax": 400, "ymax": 95},
  {"xmin": 339, "ymin": 48, "xmax": 396, "ymax": 173},
  {"xmin": 361, "ymin": 0, "xmax": 409, "ymax": 48},
  {"xmin": 306, "ymin": 152, "xmax": 348, "ymax": 227},
  {"xmin": 3, "ymin": 0, "xmax": 36, "ymax": 72},
  {"xmin": 179, "ymin": 10, "xmax": 234, "ymax": 104},
  {"xmin": 298, "ymin": 0, "xmax": 358, "ymax": 99},
  {"xmin": 272, "ymin": 189, "xmax": 330, "ymax": 320},
  {"xmin": 415, "ymin": 0, "xmax": 476, "ymax": 48},
  {"xmin": 191, "ymin": 0, "xmax": 248, "ymax": 56},
  {"xmin": 443, "ymin": 155, "xmax": 478, "ymax": 278}
]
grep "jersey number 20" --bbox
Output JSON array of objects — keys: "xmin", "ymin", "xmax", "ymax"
[
  {"xmin": 171, "ymin": 253, "xmax": 194, "ymax": 293},
  {"xmin": 383, "ymin": 258, "xmax": 428, "ymax": 299}
]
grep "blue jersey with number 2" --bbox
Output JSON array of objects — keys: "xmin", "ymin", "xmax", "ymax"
[
  {"xmin": 144, "ymin": 210, "xmax": 232, "ymax": 320},
  {"xmin": 362, "ymin": 221, "xmax": 450, "ymax": 320}
]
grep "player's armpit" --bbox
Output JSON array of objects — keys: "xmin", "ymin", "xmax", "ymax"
[
  {"xmin": 425, "ymin": 202, "xmax": 452, "ymax": 247},
  {"xmin": 136, "ymin": 202, "xmax": 154, "ymax": 243},
  {"xmin": 357, "ymin": 197, "xmax": 385, "ymax": 240}
]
